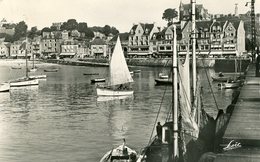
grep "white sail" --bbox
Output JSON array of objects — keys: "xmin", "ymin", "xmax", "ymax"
[
  {"xmin": 109, "ymin": 37, "xmax": 133, "ymax": 86},
  {"xmin": 179, "ymin": 51, "xmax": 199, "ymax": 137}
]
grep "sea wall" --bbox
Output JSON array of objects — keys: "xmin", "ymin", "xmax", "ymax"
[{"xmin": 41, "ymin": 58, "xmax": 250, "ymax": 71}]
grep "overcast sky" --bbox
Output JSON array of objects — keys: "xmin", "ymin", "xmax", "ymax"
[{"xmin": 0, "ymin": 0, "xmax": 259, "ymax": 32}]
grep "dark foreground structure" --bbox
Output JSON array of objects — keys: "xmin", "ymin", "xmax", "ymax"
[{"xmin": 213, "ymin": 64, "xmax": 260, "ymax": 162}]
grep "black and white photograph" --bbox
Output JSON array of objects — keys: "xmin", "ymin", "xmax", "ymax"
[{"xmin": 0, "ymin": 0, "xmax": 259, "ymax": 161}]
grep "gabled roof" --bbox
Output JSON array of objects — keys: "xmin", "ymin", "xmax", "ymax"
[
  {"xmin": 140, "ymin": 23, "xmax": 155, "ymax": 35},
  {"xmin": 91, "ymin": 37, "xmax": 106, "ymax": 45},
  {"xmin": 110, "ymin": 33, "xmax": 129, "ymax": 42},
  {"xmin": 130, "ymin": 24, "xmax": 138, "ymax": 32},
  {"xmin": 196, "ymin": 20, "xmax": 213, "ymax": 30}
]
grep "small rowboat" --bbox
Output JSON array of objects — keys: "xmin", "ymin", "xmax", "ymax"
[
  {"xmin": 100, "ymin": 139, "xmax": 137, "ymax": 162},
  {"xmin": 91, "ymin": 78, "xmax": 106, "ymax": 83}
]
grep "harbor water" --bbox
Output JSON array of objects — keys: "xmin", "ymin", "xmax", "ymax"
[{"xmin": 0, "ymin": 60, "xmax": 236, "ymax": 162}]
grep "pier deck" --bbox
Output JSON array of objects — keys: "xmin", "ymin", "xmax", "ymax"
[{"xmin": 214, "ymin": 64, "xmax": 260, "ymax": 162}]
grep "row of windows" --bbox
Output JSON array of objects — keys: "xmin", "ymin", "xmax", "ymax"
[{"xmin": 129, "ymin": 36, "xmax": 149, "ymax": 41}]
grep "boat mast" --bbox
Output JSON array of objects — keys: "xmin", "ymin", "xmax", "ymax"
[
  {"xmin": 191, "ymin": 0, "xmax": 196, "ymax": 97},
  {"xmin": 25, "ymin": 38, "xmax": 29, "ymax": 78},
  {"xmin": 172, "ymin": 25, "xmax": 178, "ymax": 160}
]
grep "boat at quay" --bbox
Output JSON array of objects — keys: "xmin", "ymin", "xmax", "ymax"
[{"xmin": 0, "ymin": 58, "xmax": 239, "ymax": 161}]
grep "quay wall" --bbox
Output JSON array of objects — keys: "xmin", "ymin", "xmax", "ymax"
[{"xmin": 42, "ymin": 58, "xmax": 250, "ymax": 72}]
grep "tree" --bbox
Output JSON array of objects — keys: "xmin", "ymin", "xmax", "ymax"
[
  {"xmin": 41, "ymin": 27, "xmax": 52, "ymax": 33},
  {"xmin": 13, "ymin": 21, "xmax": 28, "ymax": 41},
  {"xmin": 162, "ymin": 8, "xmax": 178, "ymax": 26},
  {"xmin": 61, "ymin": 19, "xmax": 78, "ymax": 31},
  {"xmin": 103, "ymin": 25, "xmax": 111, "ymax": 36},
  {"xmin": 111, "ymin": 27, "xmax": 119, "ymax": 35},
  {"xmin": 85, "ymin": 28, "xmax": 94, "ymax": 39},
  {"xmin": 28, "ymin": 26, "xmax": 38, "ymax": 39},
  {"xmin": 50, "ymin": 26, "xmax": 58, "ymax": 31},
  {"xmin": 78, "ymin": 22, "xmax": 88, "ymax": 33}
]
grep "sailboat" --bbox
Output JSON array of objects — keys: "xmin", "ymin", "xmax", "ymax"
[
  {"xmin": 10, "ymin": 40, "xmax": 39, "ymax": 87},
  {"xmin": 136, "ymin": 2, "xmax": 216, "ymax": 161},
  {"xmin": 96, "ymin": 37, "xmax": 134, "ymax": 96}
]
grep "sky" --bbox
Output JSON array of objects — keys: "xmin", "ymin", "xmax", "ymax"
[{"xmin": 0, "ymin": 0, "xmax": 259, "ymax": 33}]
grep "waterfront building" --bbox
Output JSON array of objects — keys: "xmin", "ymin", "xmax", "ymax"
[
  {"xmin": 77, "ymin": 41, "xmax": 91, "ymax": 58},
  {"xmin": 128, "ymin": 23, "xmax": 160, "ymax": 58},
  {"xmin": 60, "ymin": 40, "xmax": 78, "ymax": 59},
  {"xmin": 222, "ymin": 20, "xmax": 246, "ymax": 56},
  {"xmin": 179, "ymin": 2, "xmax": 211, "ymax": 21},
  {"xmin": 10, "ymin": 41, "xmax": 26, "ymax": 58},
  {"xmin": 195, "ymin": 20, "xmax": 212, "ymax": 55},
  {"xmin": 109, "ymin": 33, "xmax": 129, "ymax": 58},
  {"xmin": 90, "ymin": 37, "xmax": 108, "ymax": 58},
  {"xmin": 0, "ymin": 42, "xmax": 10, "ymax": 58},
  {"xmin": 41, "ymin": 31, "xmax": 63, "ymax": 58}
]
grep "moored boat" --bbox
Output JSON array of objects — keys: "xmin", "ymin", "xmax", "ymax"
[
  {"xmin": 154, "ymin": 78, "xmax": 172, "ymax": 85},
  {"xmin": 211, "ymin": 76, "xmax": 233, "ymax": 82},
  {"xmin": 10, "ymin": 77, "xmax": 39, "ymax": 87},
  {"xmin": 29, "ymin": 75, "xmax": 47, "ymax": 79},
  {"xmin": 100, "ymin": 139, "xmax": 137, "ymax": 162},
  {"xmin": 44, "ymin": 68, "xmax": 58, "ymax": 72},
  {"xmin": 10, "ymin": 39, "xmax": 39, "ymax": 88},
  {"xmin": 96, "ymin": 37, "xmax": 133, "ymax": 96},
  {"xmin": 91, "ymin": 78, "xmax": 106, "ymax": 83},
  {"xmin": 0, "ymin": 82, "xmax": 10, "ymax": 92}
]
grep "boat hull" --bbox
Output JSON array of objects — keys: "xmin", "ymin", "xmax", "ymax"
[
  {"xmin": 218, "ymin": 82, "xmax": 240, "ymax": 89},
  {"xmin": 96, "ymin": 87, "xmax": 133, "ymax": 96},
  {"xmin": 0, "ymin": 83, "xmax": 10, "ymax": 92},
  {"xmin": 100, "ymin": 144, "xmax": 137, "ymax": 162},
  {"xmin": 91, "ymin": 78, "xmax": 106, "ymax": 83},
  {"xmin": 44, "ymin": 69, "xmax": 58, "ymax": 72},
  {"xmin": 29, "ymin": 75, "xmax": 47, "ymax": 79},
  {"xmin": 211, "ymin": 76, "xmax": 232, "ymax": 82},
  {"xmin": 10, "ymin": 78, "xmax": 39, "ymax": 87},
  {"xmin": 155, "ymin": 78, "xmax": 172, "ymax": 85}
]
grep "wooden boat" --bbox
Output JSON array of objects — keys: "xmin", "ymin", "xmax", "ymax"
[
  {"xmin": 10, "ymin": 77, "xmax": 38, "ymax": 87},
  {"xmin": 0, "ymin": 82, "xmax": 10, "ymax": 92},
  {"xmin": 96, "ymin": 37, "xmax": 133, "ymax": 96},
  {"xmin": 155, "ymin": 73, "xmax": 172, "ymax": 85},
  {"xmin": 29, "ymin": 75, "xmax": 47, "ymax": 79},
  {"xmin": 10, "ymin": 40, "xmax": 39, "ymax": 88},
  {"xmin": 218, "ymin": 82, "xmax": 240, "ymax": 89},
  {"xmin": 211, "ymin": 76, "xmax": 233, "ymax": 82},
  {"xmin": 83, "ymin": 73, "xmax": 99, "ymax": 75},
  {"xmin": 154, "ymin": 78, "xmax": 172, "ymax": 85},
  {"xmin": 91, "ymin": 78, "xmax": 106, "ymax": 83},
  {"xmin": 44, "ymin": 68, "xmax": 58, "ymax": 72},
  {"xmin": 100, "ymin": 139, "xmax": 137, "ymax": 162}
]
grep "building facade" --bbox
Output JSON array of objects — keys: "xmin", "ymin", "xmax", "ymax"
[{"xmin": 128, "ymin": 23, "xmax": 160, "ymax": 57}]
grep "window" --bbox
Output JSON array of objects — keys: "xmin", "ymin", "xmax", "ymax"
[{"xmin": 160, "ymin": 46, "xmax": 165, "ymax": 50}]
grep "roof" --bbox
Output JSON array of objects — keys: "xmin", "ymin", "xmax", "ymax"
[
  {"xmin": 91, "ymin": 38, "xmax": 106, "ymax": 45},
  {"xmin": 130, "ymin": 24, "xmax": 138, "ymax": 33},
  {"xmin": 110, "ymin": 33, "xmax": 129, "ymax": 42},
  {"xmin": 140, "ymin": 23, "xmax": 155, "ymax": 35},
  {"xmin": 196, "ymin": 20, "xmax": 213, "ymax": 30}
]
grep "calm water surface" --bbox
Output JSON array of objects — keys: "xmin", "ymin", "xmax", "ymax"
[{"xmin": 0, "ymin": 60, "xmax": 235, "ymax": 162}]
